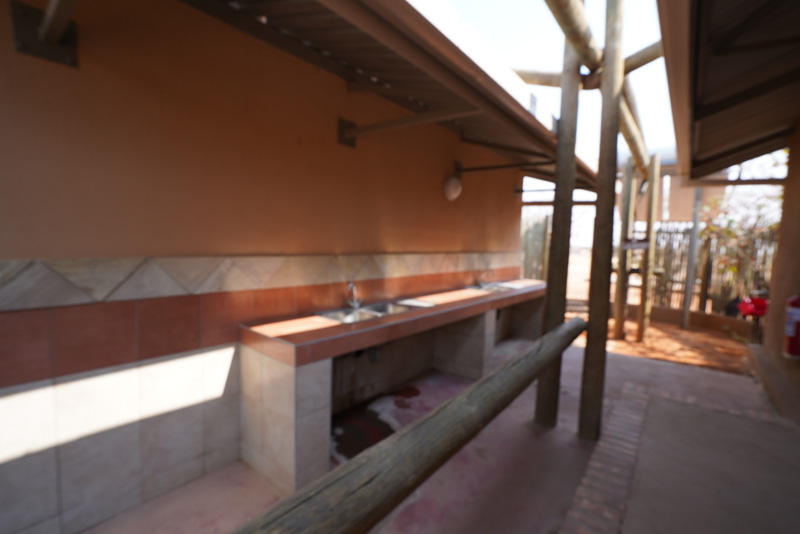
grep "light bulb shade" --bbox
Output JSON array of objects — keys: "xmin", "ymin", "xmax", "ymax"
[{"xmin": 443, "ymin": 175, "xmax": 463, "ymax": 201}]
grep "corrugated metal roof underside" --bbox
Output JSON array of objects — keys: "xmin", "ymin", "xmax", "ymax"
[
  {"xmin": 180, "ymin": 0, "xmax": 597, "ymax": 188},
  {"xmin": 689, "ymin": 0, "xmax": 800, "ymax": 178}
]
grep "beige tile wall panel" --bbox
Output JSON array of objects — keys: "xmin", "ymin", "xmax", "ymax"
[{"xmin": 0, "ymin": 252, "xmax": 521, "ymax": 311}]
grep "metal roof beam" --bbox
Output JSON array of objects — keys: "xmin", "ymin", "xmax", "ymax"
[
  {"xmin": 38, "ymin": 0, "xmax": 80, "ymax": 43},
  {"xmin": 346, "ymin": 80, "xmax": 450, "ymax": 102},
  {"xmin": 340, "ymin": 108, "xmax": 480, "ymax": 140},
  {"xmin": 460, "ymin": 138, "xmax": 551, "ymax": 160}
]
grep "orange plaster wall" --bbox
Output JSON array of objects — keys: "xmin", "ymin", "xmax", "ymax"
[{"xmin": 0, "ymin": 0, "xmax": 522, "ymax": 259}]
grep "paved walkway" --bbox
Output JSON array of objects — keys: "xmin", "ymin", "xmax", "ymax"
[{"xmin": 91, "ymin": 341, "xmax": 800, "ymax": 534}]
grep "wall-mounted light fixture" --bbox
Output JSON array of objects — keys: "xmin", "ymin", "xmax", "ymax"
[{"xmin": 443, "ymin": 175, "xmax": 463, "ymax": 202}]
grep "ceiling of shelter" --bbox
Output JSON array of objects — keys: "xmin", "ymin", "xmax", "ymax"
[
  {"xmin": 663, "ymin": 0, "xmax": 800, "ymax": 179},
  {"xmin": 180, "ymin": 0, "xmax": 597, "ymax": 188}
]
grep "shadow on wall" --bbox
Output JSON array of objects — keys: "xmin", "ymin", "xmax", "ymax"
[{"xmin": 0, "ymin": 346, "xmax": 241, "ymax": 534}]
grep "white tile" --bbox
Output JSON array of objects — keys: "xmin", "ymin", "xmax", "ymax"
[
  {"xmin": 439, "ymin": 254, "xmax": 460, "ymax": 274},
  {"xmin": 59, "ymin": 425, "xmax": 142, "ymax": 534},
  {"xmin": 194, "ymin": 259, "xmax": 256, "ymax": 294},
  {"xmin": 241, "ymin": 443, "xmax": 292, "ymax": 496},
  {"xmin": 372, "ymin": 255, "xmax": 411, "ymax": 278},
  {"xmin": 106, "ymin": 260, "xmax": 187, "ymax": 301},
  {"xmin": 0, "ymin": 260, "xmax": 31, "ymax": 287},
  {"xmin": 259, "ymin": 409, "xmax": 295, "ymax": 464},
  {"xmin": 203, "ymin": 345, "xmax": 240, "ymax": 398},
  {"xmin": 202, "ymin": 394, "xmax": 240, "ymax": 452},
  {"xmin": 240, "ymin": 394, "xmax": 262, "ymax": 452},
  {"xmin": 240, "ymin": 346, "xmax": 263, "ymax": 404},
  {"xmin": 334, "ymin": 255, "xmax": 370, "ymax": 281},
  {"xmin": 55, "ymin": 365, "xmax": 140, "ymax": 445},
  {"xmin": 234, "ymin": 256, "xmax": 286, "ymax": 288},
  {"xmin": 0, "ymin": 450, "xmax": 58, "ymax": 534},
  {"xmin": 296, "ymin": 360, "xmax": 331, "ymax": 418},
  {"xmin": 141, "ymin": 456, "xmax": 204, "ymax": 501},
  {"xmin": 0, "ymin": 262, "xmax": 91, "ymax": 311},
  {"xmin": 152, "ymin": 257, "xmax": 224, "ymax": 293},
  {"xmin": 352, "ymin": 256, "xmax": 384, "ymax": 281},
  {"xmin": 418, "ymin": 253, "xmax": 445, "ymax": 275},
  {"xmin": 139, "ymin": 353, "xmax": 205, "ymax": 419},
  {"xmin": 203, "ymin": 443, "xmax": 239, "ymax": 474},
  {"xmin": 260, "ymin": 354, "xmax": 296, "ymax": 421},
  {"xmin": 46, "ymin": 258, "xmax": 142, "ymax": 301},
  {"xmin": 265, "ymin": 255, "xmax": 331, "ymax": 288},
  {"xmin": 314, "ymin": 257, "xmax": 347, "ymax": 285},
  {"xmin": 0, "ymin": 380, "xmax": 56, "ymax": 464},
  {"xmin": 295, "ymin": 409, "xmax": 330, "ymax": 489},
  {"xmin": 140, "ymin": 406, "xmax": 203, "ymax": 476}
]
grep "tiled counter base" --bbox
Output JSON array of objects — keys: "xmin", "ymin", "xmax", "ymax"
[
  {"xmin": 238, "ymin": 282, "xmax": 545, "ymax": 494},
  {"xmin": 239, "ymin": 347, "xmax": 331, "ymax": 495}
]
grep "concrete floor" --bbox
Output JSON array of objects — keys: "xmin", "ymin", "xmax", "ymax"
[
  {"xmin": 91, "ymin": 339, "xmax": 800, "ymax": 534},
  {"xmin": 622, "ymin": 398, "xmax": 800, "ymax": 534}
]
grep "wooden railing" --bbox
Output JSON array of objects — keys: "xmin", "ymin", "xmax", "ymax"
[{"xmin": 234, "ymin": 317, "xmax": 588, "ymax": 534}]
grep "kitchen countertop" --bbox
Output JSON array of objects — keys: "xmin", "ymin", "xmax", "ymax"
[{"xmin": 239, "ymin": 279, "xmax": 546, "ymax": 366}]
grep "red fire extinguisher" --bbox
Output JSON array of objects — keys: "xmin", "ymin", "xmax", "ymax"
[{"xmin": 786, "ymin": 292, "xmax": 800, "ymax": 360}]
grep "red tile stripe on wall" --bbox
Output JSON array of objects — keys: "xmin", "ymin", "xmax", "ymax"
[{"xmin": 0, "ymin": 267, "xmax": 519, "ymax": 388}]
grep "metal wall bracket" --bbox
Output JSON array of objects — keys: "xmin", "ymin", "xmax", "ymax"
[
  {"xmin": 10, "ymin": 2, "xmax": 77, "ymax": 67},
  {"xmin": 338, "ymin": 118, "xmax": 357, "ymax": 148}
]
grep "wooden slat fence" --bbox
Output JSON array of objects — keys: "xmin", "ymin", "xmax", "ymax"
[{"xmin": 651, "ymin": 222, "xmax": 777, "ymax": 314}]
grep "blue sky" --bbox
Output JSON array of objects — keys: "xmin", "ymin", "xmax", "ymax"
[{"xmin": 408, "ymin": 0, "xmax": 674, "ymax": 171}]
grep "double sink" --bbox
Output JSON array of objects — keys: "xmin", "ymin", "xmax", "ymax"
[{"xmin": 316, "ymin": 281, "xmax": 525, "ymax": 325}]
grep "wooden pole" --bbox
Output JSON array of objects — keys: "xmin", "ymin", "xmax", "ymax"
[
  {"xmin": 534, "ymin": 37, "xmax": 582, "ymax": 428},
  {"xmin": 620, "ymin": 99, "xmax": 648, "ymax": 174},
  {"xmin": 637, "ymin": 154, "xmax": 661, "ymax": 341},
  {"xmin": 579, "ymin": 0, "xmax": 624, "ymax": 441},
  {"xmin": 542, "ymin": 0, "xmax": 648, "ymax": 178},
  {"xmin": 516, "ymin": 41, "xmax": 661, "ymax": 90},
  {"xmin": 543, "ymin": 0, "xmax": 603, "ymax": 70},
  {"xmin": 613, "ymin": 159, "xmax": 636, "ymax": 339},
  {"xmin": 624, "ymin": 41, "xmax": 663, "ymax": 74},
  {"xmin": 235, "ymin": 319, "xmax": 588, "ymax": 534},
  {"xmin": 681, "ymin": 187, "xmax": 702, "ymax": 329}
]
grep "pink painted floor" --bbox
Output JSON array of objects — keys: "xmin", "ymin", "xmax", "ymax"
[{"xmin": 93, "ymin": 339, "xmax": 794, "ymax": 534}]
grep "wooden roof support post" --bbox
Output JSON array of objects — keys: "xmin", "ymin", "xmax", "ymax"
[
  {"xmin": 637, "ymin": 154, "xmax": 661, "ymax": 342},
  {"xmin": 534, "ymin": 36, "xmax": 582, "ymax": 429},
  {"xmin": 613, "ymin": 159, "xmax": 636, "ymax": 339},
  {"xmin": 579, "ymin": 0, "xmax": 624, "ymax": 441}
]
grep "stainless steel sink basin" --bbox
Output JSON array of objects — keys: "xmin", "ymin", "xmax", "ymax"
[
  {"xmin": 473, "ymin": 282, "xmax": 516, "ymax": 293},
  {"xmin": 316, "ymin": 297, "xmax": 432, "ymax": 324},
  {"xmin": 318, "ymin": 308, "xmax": 384, "ymax": 324},
  {"xmin": 362, "ymin": 301, "xmax": 417, "ymax": 315}
]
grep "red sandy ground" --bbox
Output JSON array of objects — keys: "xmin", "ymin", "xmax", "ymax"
[
  {"xmin": 565, "ymin": 248, "xmax": 749, "ymax": 375},
  {"xmin": 568, "ymin": 313, "xmax": 750, "ymax": 375}
]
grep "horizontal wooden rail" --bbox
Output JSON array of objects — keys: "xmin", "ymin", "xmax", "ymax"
[{"xmin": 235, "ymin": 317, "xmax": 588, "ymax": 534}]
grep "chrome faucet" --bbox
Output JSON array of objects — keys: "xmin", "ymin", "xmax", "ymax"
[
  {"xmin": 347, "ymin": 282, "xmax": 362, "ymax": 309},
  {"xmin": 478, "ymin": 270, "xmax": 496, "ymax": 288}
]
